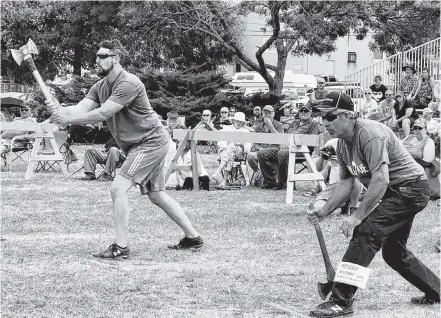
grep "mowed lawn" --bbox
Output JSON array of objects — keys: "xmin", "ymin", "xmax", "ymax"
[{"xmin": 1, "ymin": 145, "xmax": 440, "ymax": 318}]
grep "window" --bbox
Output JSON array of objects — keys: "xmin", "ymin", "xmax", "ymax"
[
  {"xmin": 348, "ymin": 52, "xmax": 357, "ymax": 63},
  {"xmin": 235, "ymin": 63, "xmax": 241, "ymax": 73},
  {"xmin": 245, "ymin": 75, "xmax": 254, "ymax": 80},
  {"xmin": 237, "ymin": 75, "xmax": 246, "ymax": 80}
]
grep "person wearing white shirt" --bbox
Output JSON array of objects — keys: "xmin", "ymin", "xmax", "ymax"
[{"xmin": 361, "ymin": 88, "xmax": 378, "ymax": 118}]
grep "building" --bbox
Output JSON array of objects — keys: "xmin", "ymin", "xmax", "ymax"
[{"xmin": 222, "ymin": 13, "xmax": 383, "ymax": 81}]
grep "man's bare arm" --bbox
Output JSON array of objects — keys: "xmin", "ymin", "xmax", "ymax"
[{"xmin": 60, "ymin": 98, "xmax": 100, "ymax": 116}]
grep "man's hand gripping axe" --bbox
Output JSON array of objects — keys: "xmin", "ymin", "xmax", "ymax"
[{"xmin": 11, "ymin": 39, "xmax": 53, "ymax": 103}]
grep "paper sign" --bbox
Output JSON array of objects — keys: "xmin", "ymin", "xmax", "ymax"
[{"xmin": 333, "ymin": 262, "xmax": 371, "ymax": 289}]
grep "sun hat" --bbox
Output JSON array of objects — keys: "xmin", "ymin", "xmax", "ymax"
[{"xmin": 230, "ymin": 112, "xmax": 247, "ymax": 123}]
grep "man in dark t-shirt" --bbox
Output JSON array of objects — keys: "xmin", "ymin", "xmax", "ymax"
[
  {"xmin": 46, "ymin": 40, "xmax": 204, "ymax": 259},
  {"xmin": 369, "ymin": 75, "xmax": 388, "ymax": 102},
  {"xmin": 306, "ymin": 92, "xmax": 439, "ymax": 317},
  {"xmin": 392, "ymin": 90, "xmax": 419, "ymax": 138}
]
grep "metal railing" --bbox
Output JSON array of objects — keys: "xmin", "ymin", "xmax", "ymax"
[{"xmin": 344, "ymin": 37, "xmax": 441, "ymax": 94}]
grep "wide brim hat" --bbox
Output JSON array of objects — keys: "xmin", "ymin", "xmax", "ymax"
[
  {"xmin": 402, "ymin": 64, "xmax": 416, "ymax": 73},
  {"xmin": 229, "ymin": 112, "xmax": 247, "ymax": 123}
]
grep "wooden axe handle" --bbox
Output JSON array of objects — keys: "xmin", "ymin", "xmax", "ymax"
[
  {"xmin": 314, "ymin": 223, "xmax": 335, "ymax": 282},
  {"xmin": 23, "ymin": 56, "xmax": 53, "ymax": 106}
]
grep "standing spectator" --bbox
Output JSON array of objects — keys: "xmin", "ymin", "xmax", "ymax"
[
  {"xmin": 400, "ymin": 64, "xmax": 419, "ymax": 101},
  {"xmin": 212, "ymin": 107, "xmax": 232, "ymax": 130},
  {"xmin": 248, "ymin": 106, "xmax": 263, "ymax": 128},
  {"xmin": 360, "ymin": 88, "xmax": 378, "ymax": 117},
  {"xmin": 167, "ymin": 108, "xmax": 186, "ymax": 130},
  {"xmin": 378, "ymin": 90, "xmax": 395, "ymax": 127},
  {"xmin": 194, "ymin": 110, "xmax": 215, "ymax": 131},
  {"xmin": 392, "ymin": 91, "xmax": 419, "ymax": 138},
  {"xmin": 412, "ymin": 68, "xmax": 435, "ymax": 109},
  {"xmin": 369, "ymin": 74, "xmax": 388, "ymax": 102},
  {"xmin": 309, "ymin": 77, "xmax": 328, "ymax": 107},
  {"xmin": 272, "ymin": 104, "xmax": 320, "ymax": 190},
  {"xmin": 247, "ymin": 105, "xmax": 284, "ymax": 188}
]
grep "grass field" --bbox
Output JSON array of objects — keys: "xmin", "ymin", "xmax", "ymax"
[{"xmin": 1, "ymin": 145, "xmax": 440, "ymax": 318}]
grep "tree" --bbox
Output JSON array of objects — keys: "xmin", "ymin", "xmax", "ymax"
[
  {"xmin": 1, "ymin": 1, "xmax": 121, "ymax": 82},
  {"xmin": 363, "ymin": 1, "xmax": 440, "ymax": 55}
]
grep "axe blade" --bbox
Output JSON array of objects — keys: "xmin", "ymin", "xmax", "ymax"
[
  {"xmin": 11, "ymin": 49, "xmax": 24, "ymax": 66},
  {"xmin": 26, "ymin": 39, "xmax": 38, "ymax": 55}
]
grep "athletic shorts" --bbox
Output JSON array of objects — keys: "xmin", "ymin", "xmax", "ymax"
[{"xmin": 118, "ymin": 141, "xmax": 169, "ymax": 195}]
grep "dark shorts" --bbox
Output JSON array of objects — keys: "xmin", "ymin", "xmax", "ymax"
[{"xmin": 118, "ymin": 141, "xmax": 169, "ymax": 194}]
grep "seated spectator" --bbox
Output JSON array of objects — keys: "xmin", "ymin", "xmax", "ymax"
[
  {"xmin": 229, "ymin": 107, "xmax": 237, "ymax": 117},
  {"xmin": 422, "ymin": 107, "xmax": 440, "ymax": 137},
  {"xmin": 392, "ymin": 91, "xmax": 419, "ymax": 138},
  {"xmin": 212, "ymin": 107, "xmax": 232, "ymax": 130},
  {"xmin": 0, "ymin": 112, "xmax": 6, "ymax": 122},
  {"xmin": 248, "ymin": 106, "xmax": 263, "ymax": 128},
  {"xmin": 377, "ymin": 89, "xmax": 395, "ymax": 127},
  {"xmin": 412, "ymin": 68, "xmax": 435, "ymax": 109},
  {"xmin": 166, "ymin": 109, "xmax": 186, "ymax": 130},
  {"xmin": 2, "ymin": 108, "xmax": 15, "ymax": 122},
  {"xmin": 369, "ymin": 74, "xmax": 388, "ymax": 102},
  {"xmin": 306, "ymin": 138, "xmax": 363, "ymax": 215},
  {"xmin": 429, "ymin": 101, "xmax": 440, "ymax": 119},
  {"xmin": 267, "ymin": 104, "xmax": 320, "ymax": 190},
  {"xmin": 279, "ymin": 106, "xmax": 295, "ymax": 132},
  {"xmin": 211, "ymin": 112, "xmax": 252, "ymax": 187},
  {"xmin": 434, "ymin": 81, "xmax": 440, "ymax": 103},
  {"xmin": 194, "ymin": 109, "xmax": 216, "ymax": 131},
  {"xmin": 1, "ymin": 105, "xmax": 37, "ymax": 166},
  {"xmin": 175, "ymin": 139, "xmax": 209, "ymax": 190},
  {"xmin": 82, "ymin": 136, "xmax": 125, "ymax": 181},
  {"xmin": 402, "ymin": 118, "xmax": 435, "ymax": 167},
  {"xmin": 400, "ymin": 64, "xmax": 419, "ymax": 101},
  {"xmin": 246, "ymin": 105, "xmax": 284, "ymax": 188},
  {"xmin": 308, "ymin": 77, "xmax": 328, "ymax": 107},
  {"xmin": 360, "ymin": 88, "xmax": 378, "ymax": 118}
]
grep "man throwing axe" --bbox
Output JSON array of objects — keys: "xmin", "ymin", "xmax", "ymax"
[
  {"xmin": 46, "ymin": 40, "xmax": 204, "ymax": 259},
  {"xmin": 306, "ymin": 91, "xmax": 439, "ymax": 317}
]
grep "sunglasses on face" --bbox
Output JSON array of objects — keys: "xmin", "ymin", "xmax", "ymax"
[
  {"xmin": 365, "ymin": 93, "xmax": 371, "ymax": 95},
  {"xmin": 414, "ymin": 126, "xmax": 425, "ymax": 130},
  {"xmin": 385, "ymin": 94, "xmax": 392, "ymax": 96},
  {"xmin": 299, "ymin": 109, "xmax": 310, "ymax": 113},
  {"xmin": 396, "ymin": 95, "xmax": 403, "ymax": 98},
  {"xmin": 202, "ymin": 114, "xmax": 210, "ymax": 117},
  {"xmin": 317, "ymin": 82, "xmax": 325, "ymax": 84},
  {"xmin": 20, "ymin": 109, "xmax": 30, "ymax": 112},
  {"xmin": 96, "ymin": 54, "xmax": 116, "ymax": 59},
  {"xmin": 322, "ymin": 112, "xmax": 339, "ymax": 122}
]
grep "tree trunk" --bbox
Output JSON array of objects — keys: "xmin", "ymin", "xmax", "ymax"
[{"xmin": 73, "ymin": 44, "xmax": 82, "ymax": 76}]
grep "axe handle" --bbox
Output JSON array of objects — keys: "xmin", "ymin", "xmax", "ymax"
[
  {"xmin": 314, "ymin": 223, "xmax": 335, "ymax": 282},
  {"xmin": 23, "ymin": 56, "xmax": 53, "ymax": 106}
]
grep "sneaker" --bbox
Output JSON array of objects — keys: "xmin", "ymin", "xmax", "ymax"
[
  {"xmin": 82, "ymin": 173, "xmax": 96, "ymax": 181},
  {"xmin": 167, "ymin": 236, "xmax": 204, "ymax": 250},
  {"xmin": 92, "ymin": 243, "xmax": 130, "ymax": 259},
  {"xmin": 310, "ymin": 300, "xmax": 354, "ymax": 317},
  {"xmin": 97, "ymin": 172, "xmax": 113, "ymax": 181},
  {"xmin": 411, "ymin": 295, "xmax": 440, "ymax": 305}
]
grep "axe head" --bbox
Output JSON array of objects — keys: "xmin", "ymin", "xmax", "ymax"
[{"xmin": 11, "ymin": 39, "xmax": 39, "ymax": 66}]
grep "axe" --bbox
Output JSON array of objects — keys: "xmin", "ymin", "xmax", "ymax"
[
  {"xmin": 314, "ymin": 223, "xmax": 335, "ymax": 300},
  {"xmin": 11, "ymin": 39, "xmax": 53, "ymax": 105}
]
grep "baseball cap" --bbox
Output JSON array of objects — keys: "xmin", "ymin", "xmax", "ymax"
[
  {"xmin": 299, "ymin": 104, "xmax": 312, "ymax": 111},
  {"xmin": 312, "ymin": 91, "xmax": 354, "ymax": 112},
  {"xmin": 202, "ymin": 110, "xmax": 211, "ymax": 116},
  {"xmin": 220, "ymin": 107, "xmax": 229, "ymax": 112},
  {"xmin": 413, "ymin": 118, "xmax": 426, "ymax": 128},
  {"xmin": 262, "ymin": 105, "xmax": 274, "ymax": 112}
]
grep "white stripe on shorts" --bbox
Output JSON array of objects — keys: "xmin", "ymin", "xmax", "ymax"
[{"xmin": 127, "ymin": 153, "xmax": 145, "ymax": 175}]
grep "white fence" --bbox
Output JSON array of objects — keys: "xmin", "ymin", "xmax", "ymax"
[{"xmin": 344, "ymin": 37, "xmax": 441, "ymax": 93}]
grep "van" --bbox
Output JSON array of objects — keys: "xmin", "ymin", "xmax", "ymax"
[{"xmin": 230, "ymin": 70, "xmax": 317, "ymax": 96}]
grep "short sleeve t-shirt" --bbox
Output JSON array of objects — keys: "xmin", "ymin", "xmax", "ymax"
[
  {"xmin": 337, "ymin": 119, "xmax": 426, "ymax": 187},
  {"xmin": 254, "ymin": 119, "xmax": 284, "ymax": 148},
  {"xmin": 369, "ymin": 84, "xmax": 388, "ymax": 102},
  {"xmin": 86, "ymin": 70, "xmax": 169, "ymax": 154},
  {"xmin": 393, "ymin": 100, "xmax": 418, "ymax": 121}
]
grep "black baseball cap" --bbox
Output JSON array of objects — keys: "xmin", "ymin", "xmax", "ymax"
[{"xmin": 312, "ymin": 91, "xmax": 354, "ymax": 113}]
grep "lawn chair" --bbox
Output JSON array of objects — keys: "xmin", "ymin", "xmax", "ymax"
[{"xmin": 5, "ymin": 136, "xmax": 34, "ymax": 170}]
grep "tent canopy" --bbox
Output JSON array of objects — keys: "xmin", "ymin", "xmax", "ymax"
[{"xmin": 1, "ymin": 92, "xmax": 30, "ymax": 107}]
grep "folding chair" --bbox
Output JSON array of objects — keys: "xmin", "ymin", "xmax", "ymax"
[{"xmin": 6, "ymin": 136, "xmax": 34, "ymax": 171}]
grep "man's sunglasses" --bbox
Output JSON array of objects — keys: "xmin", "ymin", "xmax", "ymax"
[
  {"xmin": 20, "ymin": 108, "xmax": 30, "ymax": 112},
  {"xmin": 317, "ymin": 81, "xmax": 325, "ymax": 84},
  {"xmin": 96, "ymin": 54, "xmax": 116, "ymax": 59},
  {"xmin": 322, "ymin": 112, "xmax": 339, "ymax": 122},
  {"xmin": 385, "ymin": 94, "xmax": 392, "ymax": 96},
  {"xmin": 202, "ymin": 114, "xmax": 210, "ymax": 117},
  {"xmin": 299, "ymin": 109, "xmax": 310, "ymax": 113},
  {"xmin": 414, "ymin": 126, "xmax": 425, "ymax": 130},
  {"xmin": 221, "ymin": 111, "xmax": 228, "ymax": 113}
]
